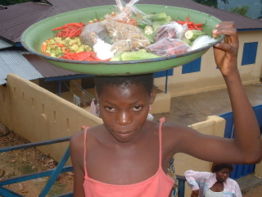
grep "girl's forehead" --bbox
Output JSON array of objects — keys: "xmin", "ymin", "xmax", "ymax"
[{"xmin": 99, "ymin": 83, "xmax": 148, "ymax": 95}]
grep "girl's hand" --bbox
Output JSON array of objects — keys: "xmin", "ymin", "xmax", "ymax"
[{"xmin": 212, "ymin": 21, "xmax": 239, "ymax": 77}]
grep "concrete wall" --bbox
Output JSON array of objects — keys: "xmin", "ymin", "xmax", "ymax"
[
  {"xmin": 154, "ymin": 31, "xmax": 262, "ymax": 97},
  {"xmin": 0, "ymin": 74, "xmax": 102, "ymax": 161},
  {"xmin": 174, "ymin": 115, "xmax": 226, "ymax": 196}
]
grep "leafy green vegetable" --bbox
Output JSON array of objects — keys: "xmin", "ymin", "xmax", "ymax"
[{"xmin": 114, "ymin": 49, "xmax": 160, "ymax": 61}]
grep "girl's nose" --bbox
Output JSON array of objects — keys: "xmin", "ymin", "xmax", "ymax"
[{"xmin": 118, "ymin": 111, "xmax": 132, "ymax": 125}]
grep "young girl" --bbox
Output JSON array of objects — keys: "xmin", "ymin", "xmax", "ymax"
[{"xmin": 70, "ymin": 22, "xmax": 262, "ymax": 197}]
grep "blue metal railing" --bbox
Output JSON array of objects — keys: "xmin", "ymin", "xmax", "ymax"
[
  {"xmin": 0, "ymin": 136, "xmax": 186, "ymax": 197},
  {"xmin": 0, "ymin": 137, "xmax": 72, "ymax": 197},
  {"xmin": 220, "ymin": 104, "xmax": 262, "ymax": 179}
]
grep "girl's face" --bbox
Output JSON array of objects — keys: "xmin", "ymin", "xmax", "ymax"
[
  {"xmin": 216, "ymin": 168, "xmax": 230, "ymax": 183},
  {"xmin": 97, "ymin": 83, "xmax": 153, "ymax": 143}
]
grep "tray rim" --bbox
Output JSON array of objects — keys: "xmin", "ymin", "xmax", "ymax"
[{"xmin": 21, "ymin": 4, "xmax": 223, "ymax": 66}]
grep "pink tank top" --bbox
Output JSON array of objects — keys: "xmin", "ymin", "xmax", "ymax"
[{"xmin": 82, "ymin": 118, "xmax": 174, "ymax": 197}]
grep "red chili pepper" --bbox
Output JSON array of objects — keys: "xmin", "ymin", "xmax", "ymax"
[
  {"xmin": 176, "ymin": 19, "xmax": 203, "ymax": 30},
  {"xmin": 61, "ymin": 52, "xmax": 110, "ymax": 61},
  {"xmin": 52, "ymin": 23, "xmax": 85, "ymax": 38}
]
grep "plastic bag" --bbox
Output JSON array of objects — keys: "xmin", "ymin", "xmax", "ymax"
[
  {"xmin": 103, "ymin": 19, "xmax": 150, "ymax": 53},
  {"xmin": 146, "ymin": 38, "xmax": 190, "ymax": 56},
  {"xmin": 79, "ymin": 22, "xmax": 111, "ymax": 46},
  {"xmin": 112, "ymin": 0, "xmax": 149, "ymax": 23},
  {"xmin": 190, "ymin": 35, "xmax": 216, "ymax": 51},
  {"xmin": 155, "ymin": 21, "xmax": 188, "ymax": 41}
]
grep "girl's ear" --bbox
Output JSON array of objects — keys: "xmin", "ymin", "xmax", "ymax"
[
  {"xmin": 91, "ymin": 89, "xmax": 100, "ymax": 117},
  {"xmin": 149, "ymin": 88, "xmax": 157, "ymax": 105}
]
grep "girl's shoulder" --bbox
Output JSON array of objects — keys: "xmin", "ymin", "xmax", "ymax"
[
  {"xmin": 161, "ymin": 120, "xmax": 193, "ymax": 138},
  {"xmin": 70, "ymin": 125, "xmax": 104, "ymax": 150}
]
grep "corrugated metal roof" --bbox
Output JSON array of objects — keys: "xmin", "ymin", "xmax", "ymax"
[
  {"xmin": 1, "ymin": 0, "xmax": 262, "ymax": 43},
  {"xmin": 0, "ymin": 38, "xmax": 82, "ymax": 85},
  {"xmin": 0, "ymin": 50, "xmax": 43, "ymax": 85}
]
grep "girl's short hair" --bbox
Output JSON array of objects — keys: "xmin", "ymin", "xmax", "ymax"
[
  {"xmin": 94, "ymin": 74, "xmax": 154, "ymax": 95},
  {"xmin": 211, "ymin": 163, "xmax": 234, "ymax": 172}
]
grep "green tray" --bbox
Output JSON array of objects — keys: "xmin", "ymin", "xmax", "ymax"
[{"xmin": 21, "ymin": 4, "xmax": 223, "ymax": 76}]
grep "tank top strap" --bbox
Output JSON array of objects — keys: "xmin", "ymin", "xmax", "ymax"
[
  {"xmin": 82, "ymin": 126, "xmax": 89, "ymax": 176},
  {"xmin": 158, "ymin": 117, "xmax": 166, "ymax": 167}
]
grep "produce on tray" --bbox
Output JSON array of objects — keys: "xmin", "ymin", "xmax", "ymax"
[{"xmin": 41, "ymin": 0, "xmax": 218, "ymax": 61}]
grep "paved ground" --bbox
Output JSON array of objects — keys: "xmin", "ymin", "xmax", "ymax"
[
  {"xmin": 238, "ymin": 174, "xmax": 262, "ymax": 197},
  {"xmin": 154, "ymin": 82, "xmax": 262, "ymax": 196},
  {"xmin": 155, "ymin": 83, "xmax": 262, "ymax": 126}
]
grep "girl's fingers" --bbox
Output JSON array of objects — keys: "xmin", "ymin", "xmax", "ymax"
[
  {"xmin": 213, "ymin": 21, "xmax": 239, "ymax": 47},
  {"xmin": 214, "ymin": 42, "xmax": 232, "ymax": 51}
]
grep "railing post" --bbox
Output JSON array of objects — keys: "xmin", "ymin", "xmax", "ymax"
[
  {"xmin": 39, "ymin": 147, "xmax": 71, "ymax": 197},
  {"xmin": 177, "ymin": 179, "xmax": 185, "ymax": 197},
  {"xmin": 0, "ymin": 187, "xmax": 23, "ymax": 197}
]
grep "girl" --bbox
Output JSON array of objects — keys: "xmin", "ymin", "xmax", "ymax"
[{"xmin": 70, "ymin": 22, "xmax": 261, "ymax": 197}]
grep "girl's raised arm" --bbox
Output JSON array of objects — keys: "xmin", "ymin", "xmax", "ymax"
[
  {"xmin": 171, "ymin": 22, "xmax": 261, "ymax": 163},
  {"xmin": 212, "ymin": 21, "xmax": 261, "ymax": 163}
]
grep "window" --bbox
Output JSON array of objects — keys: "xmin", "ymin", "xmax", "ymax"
[
  {"xmin": 154, "ymin": 69, "xmax": 173, "ymax": 78},
  {"xmin": 182, "ymin": 58, "xmax": 201, "ymax": 74},
  {"xmin": 242, "ymin": 42, "xmax": 258, "ymax": 66}
]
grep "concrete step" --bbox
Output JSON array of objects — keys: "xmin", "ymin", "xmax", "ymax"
[{"xmin": 237, "ymin": 174, "xmax": 262, "ymax": 194}]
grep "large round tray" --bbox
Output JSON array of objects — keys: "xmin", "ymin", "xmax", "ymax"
[{"xmin": 21, "ymin": 4, "xmax": 223, "ymax": 76}]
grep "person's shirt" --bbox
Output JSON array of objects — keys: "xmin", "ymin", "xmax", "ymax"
[{"xmin": 184, "ymin": 170, "xmax": 242, "ymax": 197}]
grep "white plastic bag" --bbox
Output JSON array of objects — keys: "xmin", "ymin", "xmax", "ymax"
[
  {"xmin": 155, "ymin": 21, "xmax": 188, "ymax": 41},
  {"xmin": 190, "ymin": 35, "xmax": 216, "ymax": 51}
]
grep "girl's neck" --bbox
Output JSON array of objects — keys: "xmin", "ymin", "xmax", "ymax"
[{"xmin": 104, "ymin": 121, "xmax": 154, "ymax": 146}]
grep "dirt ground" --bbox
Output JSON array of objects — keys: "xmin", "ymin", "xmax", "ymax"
[{"xmin": 0, "ymin": 129, "xmax": 73, "ymax": 197}]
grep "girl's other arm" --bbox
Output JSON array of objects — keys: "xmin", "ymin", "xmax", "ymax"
[
  {"xmin": 70, "ymin": 134, "xmax": 85, "ymax": 197},
  {"xmin": 171, "ymin": 22, "xmax": 261, "ymax": 164},
  {"xmin": 213, "ymin": 21, "xmax": 261, "ymax": 163}
]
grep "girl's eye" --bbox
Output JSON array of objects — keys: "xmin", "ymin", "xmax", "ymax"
[
  {"xmin": 133, "ymin": 105, "xmax": 143, "ymax": 112},
  {"xmin": 104, "ymin": 106, "xmax": 116, "ymax": 112}
]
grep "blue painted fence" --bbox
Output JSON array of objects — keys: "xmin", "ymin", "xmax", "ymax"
[{"xmin": 220, "ymin": 104, "xmax": 262, "ymax": 179}]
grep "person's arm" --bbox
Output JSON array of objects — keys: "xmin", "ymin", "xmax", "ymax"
[
  {"xmin": 184, "ymin": 170, "xmax": 211, "ymax": 195},
  {"xmin": 70, "ymin": 133, "xmax": 85, "ymax": 197},
  {"xmin": 169, "ymin": 22, "xmax": 261, "ymax": 164},
  {"xmin": 191, "ymin": 190, "xmax": 199, "ymax": 197}
]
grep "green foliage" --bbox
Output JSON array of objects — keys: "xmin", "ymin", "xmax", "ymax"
[{"xmin": 230, "ymin": 6, "xmax": 249, "ymax": 16}]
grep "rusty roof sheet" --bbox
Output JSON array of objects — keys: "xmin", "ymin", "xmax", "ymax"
[
  {"xmin": 23, "ymin": 54, "xmax": 79, "ymax": 78},
  {"xmin": 1, "ymin": 0, "xmax": 262, "ymax": 43}
]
